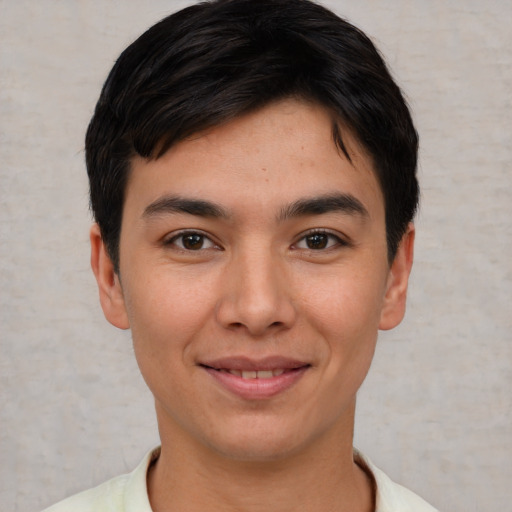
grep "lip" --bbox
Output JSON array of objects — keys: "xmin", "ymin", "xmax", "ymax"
[
  {"xmin": 201, "ymin": 355, "xmax": 309, "ymax": 372},
  {"xmin": 199, "ymin": 356, "xmax": 311, "ymax": 400}
]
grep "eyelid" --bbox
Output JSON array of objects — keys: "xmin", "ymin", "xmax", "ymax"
[
  {"xmin": 292, "ymin": 228, "xmax": 349, "ymax": 250},
  {"xmin": 163, "ymin": 229, "xmax": 222, "ymax": 251}
]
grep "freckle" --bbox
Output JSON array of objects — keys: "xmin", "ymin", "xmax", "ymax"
[{"xmin": 261, "ymin": 167, "xmax": 267, "ymax": 172}]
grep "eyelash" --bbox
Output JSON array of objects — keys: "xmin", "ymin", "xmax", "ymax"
[
  {"xmin": 164, "ymin": 230, "xmax": 220, "ymax": 252},
  {"xmin": 164, "ymin": 229, "xmax": 348, "ymax": 253},
  {"xmin": 293, "ymin": 229, "xmax": 348, "ymax": 251}
]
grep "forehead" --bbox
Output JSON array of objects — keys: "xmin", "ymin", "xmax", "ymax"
[{"xmin": 125, "ymin": 99, "xmax": 384, "ymax": 221}]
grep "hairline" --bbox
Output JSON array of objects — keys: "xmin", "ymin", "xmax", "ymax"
[{"xmin": 111, "ymin": 96, "xmax": 395, "ymax": 274}]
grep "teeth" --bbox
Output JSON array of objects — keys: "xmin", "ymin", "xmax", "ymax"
[{"xmin": 227, "ymin": 369, "xmax": 286, "ymax": 379}]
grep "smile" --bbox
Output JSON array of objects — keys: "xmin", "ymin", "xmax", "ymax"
[
  {"xmin": 216, "ymin": 368, "xmax": 287, "ymax": 379},
  {"xmin": 200, "ymin": 357, "xmax": 310, "ymax": 400}
]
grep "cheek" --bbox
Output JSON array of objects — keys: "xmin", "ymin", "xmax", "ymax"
[
  {"xmin": 123, "ymin": 272, "xmax": 218, "ymax": 416},
  {"xmin": 296, "ymin": 271, "xmax": 383, "ymax": 427},
  {"xmin": 299, "ymin": 266, "xmax": 387, "ymax": 339},
  {"xmin": 298, "ymin": 265, "xmax": 386, "ymax": 387},
  {"xmin": 123, "ymin": 270, "xmax": 217, "ymax": 361}
]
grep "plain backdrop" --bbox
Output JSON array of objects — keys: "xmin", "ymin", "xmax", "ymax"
[{"xmin": 1, "ymin": 1, "xmax": 511, "ymax": 511}]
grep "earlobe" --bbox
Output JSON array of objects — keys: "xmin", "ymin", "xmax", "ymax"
[
  {"xmin": 90, "ymin": 224, "xmax": 130, "ymax": 330},
  {"xmin": 378, "ymin": 223, "xmax": 415, "ymax": 331}
]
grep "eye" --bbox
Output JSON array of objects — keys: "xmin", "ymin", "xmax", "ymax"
[
  {"xmin": 166, "ymin": 231, "xmax": 218, "ymax": 251},
  {"xmin": 294, "ymin": 231, "xmax": 344, "ymax": 250}
]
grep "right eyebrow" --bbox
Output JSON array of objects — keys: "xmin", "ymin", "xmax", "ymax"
[
  {"xmin": 277, "ymin": 193, "xmax": 369, "ymax": 222},
  {"xmin": 142, "ymin": 195, "xmax": 230, "ymax": 220}
]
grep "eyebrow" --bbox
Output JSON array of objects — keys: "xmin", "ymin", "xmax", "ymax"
[
  {"xmin": 277, "ymin": 193, "xmax": 369, "ymax": 222},
  {"xmin": 142, "ymin": 192, "xmax": 368, "ymax": 223},
  {"xmin": 143, "ymin": 195, "xmax": 230, "ymax": 219}
]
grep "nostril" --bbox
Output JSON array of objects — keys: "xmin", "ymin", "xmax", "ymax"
[{"xmin": 227, "ymin": 320, "xmax": 284, "ymax": 333}]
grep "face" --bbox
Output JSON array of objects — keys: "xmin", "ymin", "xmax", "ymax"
[{"xmin": 91, "ymin": 99, "xmax": 414, "ymax": 462}]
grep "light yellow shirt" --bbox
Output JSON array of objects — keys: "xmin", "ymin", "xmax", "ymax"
[{"xmin": 42, "ymin": 447, "xmax": 439, "ymax": 512}]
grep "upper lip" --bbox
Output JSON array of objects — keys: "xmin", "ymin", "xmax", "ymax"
[{"xmin": 200, "ymin": 356, "xmax": 310, "ymax": 371}]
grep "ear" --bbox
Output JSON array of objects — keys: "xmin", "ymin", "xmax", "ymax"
[
  {"xmin": 90, "ymin": 223, "xmax": 130, "ymax": 329},
  {"xmin": 378, "ymin": 223, "xmax": 415, "ymax": 331}
]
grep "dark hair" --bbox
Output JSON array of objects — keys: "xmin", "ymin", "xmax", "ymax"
[{"xmin": 86, "ymin": 0, "xmax": 418, "ymax": 271}]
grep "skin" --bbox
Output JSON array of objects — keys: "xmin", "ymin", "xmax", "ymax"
[{"xmin": 91, "ymin": 99, "xmax": 414, "ymax": 512}]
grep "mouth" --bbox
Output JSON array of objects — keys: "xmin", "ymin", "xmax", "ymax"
[
  {"xmin": 202, "ymin": 367, "xmax": 306, "ymax": 379},
  {"xmin": 199, "ymin": 357, "xmax": 311, "ymax": 399}
]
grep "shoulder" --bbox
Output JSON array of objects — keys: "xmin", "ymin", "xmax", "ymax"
[
  {"xmin": 41, "ymin": 448, "xmax": 159, "ymax": 512},
  {"xmin": 371, "ymin": 464, "xmax": 440, "ymax": 512},
  {"xmin": 41, "ymin": 473, "xmax": 129, "ymax": 512},
  {"xmin": 356, "ymin": 451, "xmax": 440, "ymax": 512}
]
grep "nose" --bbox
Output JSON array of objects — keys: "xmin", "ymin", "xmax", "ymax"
[{"xmin": 215, "ymin": 246, "xmax": 297, "ymax": 336}]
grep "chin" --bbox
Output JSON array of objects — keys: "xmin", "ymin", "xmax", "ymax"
[{"xmin": 199, "ymin": 413, "xmax": 328, "ymax": 463}]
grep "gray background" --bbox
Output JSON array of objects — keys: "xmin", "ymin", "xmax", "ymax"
[{"xmin": 1, "ymin": 1, "xmax": 511, "ymax": 511}]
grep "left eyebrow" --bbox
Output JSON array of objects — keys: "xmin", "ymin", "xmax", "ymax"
[
  {"xmin": 142, "ymin": 195, "xmax": 230, "ymax": 220},
  {"xmin": 277, "ymin": 193, "xmax": 369, "ymax": 222}
]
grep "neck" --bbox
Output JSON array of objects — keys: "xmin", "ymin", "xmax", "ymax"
[{"xmin": 148, "ymin": 401, "xmax": 374, "ymax": 512}]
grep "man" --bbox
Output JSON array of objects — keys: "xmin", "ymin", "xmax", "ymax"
[{"xmin": 44, "ymin": 0, "xmax": 438, "ymax": 510}]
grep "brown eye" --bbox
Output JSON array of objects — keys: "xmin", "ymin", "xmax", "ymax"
[
  {"xmin": 182, "ymin": 233, "xmax": 205, "ymax": 250},
  {"xmin": 295, "ymin": 231, "xmax": 343, "ymax": 251},
  {"xmin": 305, "ymin": 233, "xmax": 329, "ymax": 250},
  {"xmin": 168, "ymin": 231, "xmax": 217, "ymax": 251}
]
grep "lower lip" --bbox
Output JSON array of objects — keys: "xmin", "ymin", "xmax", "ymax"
[{"xmin": 203, "ymin": 367, "xmax": 309, "ymax": 400}]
